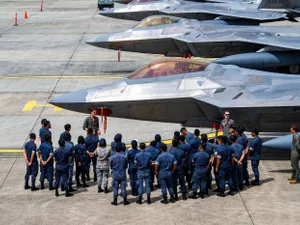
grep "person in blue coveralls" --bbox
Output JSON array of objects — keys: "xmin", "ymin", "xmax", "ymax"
[
  {"xmin": 127, "ymin": 140, "xmax": 140, "ymax": 196},
  {"xmin": 155, "ymin": 143, "xmax": 177, "ymax": 204}
]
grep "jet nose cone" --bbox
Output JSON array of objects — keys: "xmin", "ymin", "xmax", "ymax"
[
  {"xmin": 49, "ymin": 89, "xmax": 90, "ymax": 113},
  {"xmin": 86, "ymin": 34, "xmax": 111, "ymax": 48},
  {"xmin": 262, "ymin": 134, "xmax": 293, "ymax": 151}
]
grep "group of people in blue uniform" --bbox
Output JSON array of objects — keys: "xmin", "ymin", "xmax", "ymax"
[{"xmin": 23, "ymin": 111, "xmax": 263, "ymax": 205}]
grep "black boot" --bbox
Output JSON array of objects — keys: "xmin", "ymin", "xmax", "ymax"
[
  {"xmin": 49, "ymin": 184, "xmax": 54, "ymax": 191},
  {"xmin": 170, "ymin": 195, "xmax": 175, "ymax": 203},
  {"xmin": 61, "ymin": 186, "xmax": 65, "ymax": 192},
  {"xmin": 251, "ymin": 179, "xmax": 260, "ymax": 186},
  {"xmin": 98, "ymin": 186, "xmax": 104, "ymax": 193},
  {"xmin": 161, "ymin": 196, "xmax": 168, "ymax": 204},
  {"xmin": 233, "ymin": 186, "xmax": 238, "ymax": 192},
  {"xmin": 55, "ymin": 188, "xmax": 59, "ymax": 197},
  {"xmin": 131, "ymin": 189, "xmax": 138, "ymax": 196},
  {"xmin": 65, "ymin": 189, "xmax": 73, "ymax": 197},
  {"xmin": 174, "ymin": 194, "xmax": 179, "ymax": 201},
  {"xmin": 111, "ymin": 198, "xmax": 117, "ymax": 206},
  {"xmin": 217, "ymin": 192, "xmax": 225, "ymax": 197},
  {"xmin": 136, "ymin": 195, "xmax": 143, "ymax": 204},
  {"xmin": 228, "ymin": 191, "xmax": 235, "ymax": 196},
  {"xmin": 213, "ymin": 188, "xmax": 220, "ymax": 192},
  {"xmin": 86, "ymin": 174, "xmax": 90, "ymax": 181},
  {"xmin": 83, "ymin": 182, "xmax": 89, "ymax": 188},
  {"xmin": 76, "ymin": 181, "xmax": 83, "ymax": 188},
  {"xmin": 239, "ymin": 184, "xmax": 244, "ymax": 190},
  {"xmin": 69, "ymin": 185, "xmax": 76, "ymax": 192},
  {"xmin": 199, "ymin": 193, "xmax": 205, "ymax": 199},
  {"xmin": 182, "ymin": 193, "xmax": 187, "ymax": 201},
  {"xmin": 31, "ymin": 184, "xmax": 39, "ymax": 191},
  {"xmin": 244, "ymin": 180, "xmax": 250, "ymax": 187},
  {"xmin": 104, "ymin": 187, "xmax": 109, "ymax": 193},
  {"xmin": 24, "ymin": 184, "xmax": 31, "ymax": 190},
  {"xmin": 123, "ymin": 198, "xmax": 130, "ymax": 205},
  {"xmin": 94, "ymin": 175, "xmax": 97, "ymax": 182},
  {"xmin": 147, "ymin": 195, "xmax": 152, "ymax": 204},
  {"xmin": 40, "ymin": 182, "xmax": 45, "ymax": 190},
  {"xmin": 189, "ymin": 192, "xmax": 197, "ymax": 199},
  {"xmin": 150, "ymin": 183, "xmax": 154, "ymax": 191}
]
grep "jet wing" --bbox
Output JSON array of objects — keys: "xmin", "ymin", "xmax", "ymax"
[{"xmin": 159, "ymin": 5, "xmax": 287, "ymax": 21}]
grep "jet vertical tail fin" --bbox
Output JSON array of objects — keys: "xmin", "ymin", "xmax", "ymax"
[{"xmin": 258, "ymin": 0, "xmax": 300, "ymax": 10}]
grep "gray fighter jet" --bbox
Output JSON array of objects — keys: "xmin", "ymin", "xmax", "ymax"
[
  {"xmin": 87, "ymin": 15, "xmax": 300, "ymax": 73},
  {"xmin": 50, "ymin": 58, "xmax": 300, "ymax": 132},
  {"xmin": 99, "ymin": 0, "xmax": 288, "ymax": 22}
]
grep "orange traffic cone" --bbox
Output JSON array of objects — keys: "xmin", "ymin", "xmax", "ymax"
[{"xmin": 24, "ymin": 11, "xmax": 28, "ymax": 19}]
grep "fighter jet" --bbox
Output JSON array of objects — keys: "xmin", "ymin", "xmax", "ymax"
[
  {"xmin": 99, "ymin": 0, "xmax": 288, "ymax": 22},
  {"xmin": 50, "ymin": 58, "xmax": 300, "ymax": 132},
  {"xmin": 87, "ymin": 15, "xmax": 300, "ymax": 73}
]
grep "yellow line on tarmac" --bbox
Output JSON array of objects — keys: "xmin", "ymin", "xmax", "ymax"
[{"xmin": 1, "ymin": 75, "xmax": 123, "ymax": 79}]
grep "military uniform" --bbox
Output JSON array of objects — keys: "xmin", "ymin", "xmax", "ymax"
[
  {"xmin": 249, "ymin": 136, "xmax": 263, "ymax": 182},
  {"xmin": 221, "ymin": 119, "xmax": 235, "ymax": 138},
  {"xmin": 135, "ymin": 151, "xmax": 152, "ymax": 198},
  {"xmin": 96, "ymin": 146, "xmax": 111, "ymax": 190},
  {"xmin": 217, "ymin": 144, "xmax": 234, "ymax": 194},
  {"xmin": 169, "ymin": 147, "xmax": 186, "ymax": 199},
  {"xmin": 59, "ymin": 131, "xmax": 71, "ymax": 142},
  {"xmin": 291, "ymin": 133, "xmax": 300, "ymax": 181},
  {"xmin": 54, "ymin": 146, "xmax": 70, "ymax": 191},
  {"xmin": 185, "ymin": 132, "xmax": 194, "ymax": 144},
  {"xmin": 204, "ymin": 142, "xmax": 214, "ymax": 190},
  {"xmin": 64, "ymin": 141, "xmax": 75, "ymax": 186},
  {"xmin": 110, "ymin": 153, "xmax": 128, "ymax": 200},
  {"xmin": 192, "ymin": 151, "xmax": 210, "ymax": 196},
  {"xmin": 178, "ymin": 142, "xmax": 192, "ymax": 188},
  {"xmin": 231, "ymin": 143, "xmax": 244, "ymax": 189},
  {"xmin": 39, "ymin": 127, "xmax": 51, "ymax": 144},
  {"xmin": 85, "ymin": 135, "xmax": 99, "ymax": 181},
  {"xmin": 145, "ymin": 145, "xmax": 160, "ymax": 190},
  {"xmin": 127, "ymin": 147, "xmax": 140, "ymax": 195},
  {"xmin": 83, "ymin": 116, "xmax": 99, "ymax": 134},
  {"xmin": 39, "ymin": 141, "xmax": 54, "ymax": 188},
  {"xmin": 24, "ymin": 140, "xmax": 38, "ymax": 188},
  {"xmin": 156, "ymin": 152, "xmax": 177, "ymax": 199},
  {"xmin": 75, "ymin": 143, "xmax": 89, "ymax": 186},
  {"xmin": 237, "ymin": 134, "xmax": 249, "ymax": 185}
]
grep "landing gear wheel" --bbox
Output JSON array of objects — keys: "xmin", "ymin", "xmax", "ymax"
[{"xmin": 288, "ymin": 65, "xmax": 300, "ymax": 74}]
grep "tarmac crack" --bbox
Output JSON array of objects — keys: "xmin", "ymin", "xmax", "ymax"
[{"xmin": 238, "ymin": 192, "xmax": 255, "ymax": 225}]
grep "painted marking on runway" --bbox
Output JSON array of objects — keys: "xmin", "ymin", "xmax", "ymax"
[
  {"xmin": 0, "ymin": 132, "xmax": 223, "ymax": 153},
  {"xmin": 1, "ymin": 75, "xmax": 123, "ymax": 79},
  {"xmin": 22, "ymin": 100, "xmax": 63, "ymax": 112}
]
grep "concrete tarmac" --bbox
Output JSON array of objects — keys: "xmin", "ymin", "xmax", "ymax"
[{"xmin": 0, "ymin": 0, "xmax": 299, "ymax": 224}]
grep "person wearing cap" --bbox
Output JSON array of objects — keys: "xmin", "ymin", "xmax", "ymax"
[
  {"xmin": 83, "ymin": 109, "xmax": 101, "ymax": 136},
  {"xmin": 246, "ymin": 128, "xmax": 263, "ymax": 186},
  {"xmin": 135, "ymin": 143, "xmax": 152, "ymax": 204},
  {"xmin": 155, "ymin": 143, "xmax": 177, "ymax": 204},
  {"xmin": 169, "ymin": 139, "xmax": 187, "ymax": 201},
  {"xmin": 221, "ymin": 110, "xmax": 235, "ymax": 138},
  {"xmin": 85, "ymin": 128, "xmax": 99, "ymax": 182},
  {"xmin": 127, "ymin": 140, "xmax": 140, "ymax": 196},
  {"xmin": 180, "ymin": 127, "xmax": 194, "ymax": 144},
  {"xmin": 110, "ymin": 143, "xmax": 130, "ymax": 206},
  {"xmin": 190, "ymin": 142, "xmax": 210, "ymax": 199},
  {"xmin": 96, "ymin": 138, "xmax": 111, "ymax": 193},
  {"xmin": 24, "ymin": 133, "xmax": 39, "ymax": 191},
  {"xmin": 145, "ymin": 140, "xmax": 160, "ymax": 191}
]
